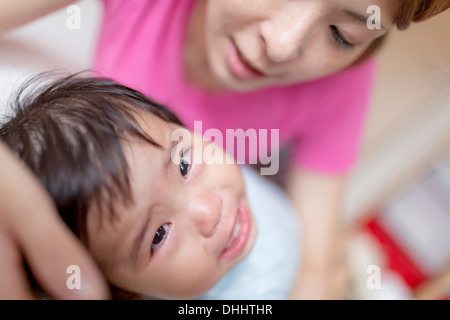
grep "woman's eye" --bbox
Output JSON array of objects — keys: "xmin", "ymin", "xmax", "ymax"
[
  {"xmin": 330, "ymin": 25, "xmax": 354, "ymax": 50},
  {"xmin": 179, "ymin": 147, "xmax": 191, "ymax": 178},
  {"xmin": 152, "ymin": 224, "xmax": 169, "ymax": 250}
]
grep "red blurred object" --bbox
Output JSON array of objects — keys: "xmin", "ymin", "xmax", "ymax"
[{"xmin": 365, "ymin": 216, "xmax": 427, "ymax": 289}]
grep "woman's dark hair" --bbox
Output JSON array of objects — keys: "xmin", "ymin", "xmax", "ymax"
[{"xmin": 0, "ymin": 73, "xmax": 182, "ymax": 244}]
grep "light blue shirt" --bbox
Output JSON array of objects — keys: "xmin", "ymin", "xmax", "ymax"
[{"xmin": 197, "ymin": 166, "xmax": 301, "ymax": 300}]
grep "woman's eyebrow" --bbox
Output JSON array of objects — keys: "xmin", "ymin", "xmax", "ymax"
[
  {"xmin": 343, "ymin": 8, "xmax": 386, "ymax": 30},
  {"xmin": 131, "ymin": 210, "xmax": 152, "ymax": 265}
]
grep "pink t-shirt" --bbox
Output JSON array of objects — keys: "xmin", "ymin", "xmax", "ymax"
[{"xmin": 94, "ymin": 0, "xmax": 376, "ymax": 173}]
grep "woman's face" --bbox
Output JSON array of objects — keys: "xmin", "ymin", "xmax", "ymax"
[
  {"xmin": 198, "ymin": 0, "xmax": 399, "ymax": 91},
  {"xmin": 86, "ymin": 111, "xmax": 257, "ymax": 300}
]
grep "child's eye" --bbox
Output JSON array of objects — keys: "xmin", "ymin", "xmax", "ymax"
[
  {"xmin": 179, "ymin": 147, "xmax": 192, "ymax": 178},
  {"xmin": 330, "ymin": 25, "xmax": 354, "ymax": 51},
  {"xmin": 152, "ymin": 224, "xmax": 169, "ymax": 251}
]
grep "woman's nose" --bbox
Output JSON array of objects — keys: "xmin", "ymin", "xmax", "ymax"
[
  {"xmin": 260, "ymin": 4, "xmax": 319, "ymax": 63},
  {"xmin": 188, "ymin": 193, "xmax": 222, "ymax": 238}
]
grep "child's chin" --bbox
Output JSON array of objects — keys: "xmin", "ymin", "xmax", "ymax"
[{"xmin": 152, "ymin": 278, "xmax": 225, "ymax": 300}]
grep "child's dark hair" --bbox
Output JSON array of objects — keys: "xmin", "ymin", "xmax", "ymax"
[{"xmin": 0, "ymin": 73, "xmax": 182, "ymax": 245}]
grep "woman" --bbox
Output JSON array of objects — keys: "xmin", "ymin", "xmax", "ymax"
[{"xmin": 0, "ymin": 0, "xmax": 448, "ymax": 299}]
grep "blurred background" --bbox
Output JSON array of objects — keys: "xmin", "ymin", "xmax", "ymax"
[
  {"xmin": 345, "ymin": 8, "xmax": 450, "ymax": 300},
  {"xmin": 0, "ymin": 0, "xmax": 449, "ymax": 300}
]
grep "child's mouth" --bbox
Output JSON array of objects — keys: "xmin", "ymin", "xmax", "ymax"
[{"xmin": 220, "ymin": 203, "xmax": 252, "ymax": 260}]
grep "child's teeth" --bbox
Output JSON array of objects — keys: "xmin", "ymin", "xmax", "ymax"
[
  {"xmin": 225, "ymin": 217, "xmax": 241, "ymax": 250},
  {"xmin": 233, "ymin": 220, "xmax": 241, "ymax": 238}
]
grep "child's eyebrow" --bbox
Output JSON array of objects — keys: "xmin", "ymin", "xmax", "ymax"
[
  {"xmin": 166, "ymin": 139, "xmax": 180, "ymax": 168},
  {"xmin": 130, "ymin": 131, "xmax": 178, "ymax": 265},
  {"xmin": 131, "ymin": 210, "xmax": 152, "ymax": 265},
  {"xmin": 131, "ymin": 137, "xmax": 175, "ymax": 265}
]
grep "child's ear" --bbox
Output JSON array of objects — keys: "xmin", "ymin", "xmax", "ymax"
[{"xmin": 109, "ymin": 284, "xmax": 145, "ymax": 300}]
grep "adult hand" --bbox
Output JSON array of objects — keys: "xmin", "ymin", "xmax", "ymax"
[
  {"xmin": 288, "ymin": 233, "xmax": 350, "ymax": 300},
  {"xmin": 0, "ymin": 142, "xmax": 109, "ymax": 299},
  {"xmin": 285, "ymin": 166, "xmax": 350, "ymax": 300}
]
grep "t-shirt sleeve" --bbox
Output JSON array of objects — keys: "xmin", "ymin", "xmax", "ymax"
[{"xmin": 292, "ymin": 58, "xmax": 377, "ymax": 174}]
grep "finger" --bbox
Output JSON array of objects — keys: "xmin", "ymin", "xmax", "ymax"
[
  {"xmin": 12, "ymin": 199, "xmax": 110, "ymax": 300},
  {"xmin": 0, "ymin": 229, "xmax": 34, "ymax": 299}
]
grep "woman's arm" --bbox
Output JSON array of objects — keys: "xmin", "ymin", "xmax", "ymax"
[
  {"xmin": 0, "ymin": 0, "xmax": 77, "ymax": 35},
  {"xmin": 285, "ymin": 165, "xmax": 349, "ymax": 299},
  {"xmin": 0, "ymin": 141, "xmax": 109, "ymax": 299}
]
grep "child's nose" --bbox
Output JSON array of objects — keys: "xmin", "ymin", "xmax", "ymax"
[
  {"xmin": 188, "ymin": 193, "xmax": 222, "ymax": 238},
  {"xmin": 260, "ymin": 4, "xmax": 319, "ymax": 63}
]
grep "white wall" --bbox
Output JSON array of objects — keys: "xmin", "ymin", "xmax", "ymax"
[{"xmin": 0, "ymin": 0, "xmax": 101, "ymax": 109}]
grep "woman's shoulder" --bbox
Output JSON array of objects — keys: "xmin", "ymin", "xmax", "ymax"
[
  {"xmin": 297, "ymin": 58, "xmax": 377, "ymax": 94},
  {"xmin": 284, "ymin": 57, "xmax": 377, "ymax": 113}
]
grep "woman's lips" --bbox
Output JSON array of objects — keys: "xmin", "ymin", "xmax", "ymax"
[
  {"xmin": 227, "ymin": 39, "xmax": 265, "ymax": 81},
  {"xmin": 220, "ymin": 204, "xmax": 252, "ymax": 260}
]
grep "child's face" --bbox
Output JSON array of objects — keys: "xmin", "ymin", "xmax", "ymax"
[
  {"xmin": 201, "ymin": 0, "xmax": 399, "ymax": 91},
  {"xmin": 86, "ymin": 111, "xmax": 257, "ymax": 299}
]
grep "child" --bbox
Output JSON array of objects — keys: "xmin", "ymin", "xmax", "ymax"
[
  {"xmin": 0, "ymin": 0, "xmax": 448, "ymax": 299},
  {"xmin": 0, "ymin": 73, "xmax": 299, "ymax": 300}
]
